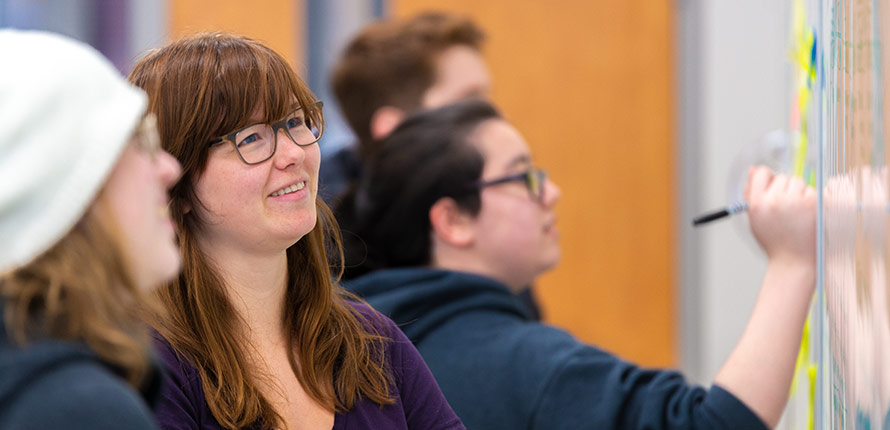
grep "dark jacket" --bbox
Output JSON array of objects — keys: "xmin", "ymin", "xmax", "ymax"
[
  {"xmin": 0, "ymin": 309, "xmax": 162, "ymax": 430},
  {"xmin": 319, "ymin": 145, "xmax": 362, "ymax": 205},
  {"xmin": 344, "ymin": 268, "xmax": 767, "ymax": 430}
]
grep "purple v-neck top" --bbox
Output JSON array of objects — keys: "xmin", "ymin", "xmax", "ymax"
[{"xmin": 152, "ymin": 302, "xmax": 465, "ymax": 430}]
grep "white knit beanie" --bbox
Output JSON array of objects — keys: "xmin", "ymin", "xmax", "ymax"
[{"xmin": 0, "ymin": 29, "xmax": 148, "ymax": 274}]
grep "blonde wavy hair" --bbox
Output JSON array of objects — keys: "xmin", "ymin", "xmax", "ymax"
[{"xmin": 1, "ymin": 197, "xmax": 157, "ymax": 388}]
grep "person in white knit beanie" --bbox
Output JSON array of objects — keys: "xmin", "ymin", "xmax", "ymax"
[{"xmin": 0, "ymin": 29, "xmax": 181, "ymax": 430}]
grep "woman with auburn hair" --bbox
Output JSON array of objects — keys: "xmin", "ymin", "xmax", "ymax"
[
  {"xmin": 128, "ymin": 32, "xmax": 463, "ymax": 430},
  {"xmin": 0, "ymin": 30, "xmax": 182, "ymax": 429}
]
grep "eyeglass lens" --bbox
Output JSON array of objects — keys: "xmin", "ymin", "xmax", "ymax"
[
  {"xmin": 233, "ymin": 110, "xmax": 320, "ymax": 164},
  {"xmin": 526, "ymin": 169, "xmax": 546, "ymax": 201}
]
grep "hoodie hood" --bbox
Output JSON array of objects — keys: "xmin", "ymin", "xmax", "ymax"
[
  {"xmin": 0, "ymin": 308, "xmax": 163, "ymax": 412},
  {"xmin": 0, "ymin": 313, "xmax": 98, "ymax": 407},
  {"xmin": 343, "ymin": 267, "xmax": 533, "ymax": 341}
]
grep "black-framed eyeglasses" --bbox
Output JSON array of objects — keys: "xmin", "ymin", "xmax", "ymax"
[
  {"xmin": 207, "ymin": 100, "xmax": 324, "ymax": 165},
  {"xmin": 476, "ymin": 167, "xmax": 548, "ymax": 202}
]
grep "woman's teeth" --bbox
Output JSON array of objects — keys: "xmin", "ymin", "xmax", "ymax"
[{"xmin": 272, "ymin": 182, "xmax": 305, "ymax": 196}]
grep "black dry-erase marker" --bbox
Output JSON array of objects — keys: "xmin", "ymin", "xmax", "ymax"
[{"xmin": 692, "ymin": 202, "xmax": 749, "ymax": 227}]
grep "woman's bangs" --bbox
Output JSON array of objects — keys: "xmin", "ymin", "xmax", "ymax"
[{"xmin": 261, "ymin": 54, "xmax": 315, "ymax": 123}]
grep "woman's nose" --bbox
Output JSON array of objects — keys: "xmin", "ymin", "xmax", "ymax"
[
  {"xmin": 542, "ymin": 177, "xmax": 561, "ymax": 207},
  {"xmin": 272, "ymin": 129, "xmax": 307, "ymax": 168},
  {"xmin": 158, "ymin": 150, "xmax": 182, "ymax": 188}
]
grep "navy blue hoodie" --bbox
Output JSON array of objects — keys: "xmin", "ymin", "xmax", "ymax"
[
  {"xmin": 0, "ymin": 309, "xmax": 162, "ymax": 430},
  {"xmin": 345, "ymin": 268, "xmax": 767, "ymax": 430}
]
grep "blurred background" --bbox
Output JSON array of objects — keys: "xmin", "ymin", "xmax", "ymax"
[{"xmin": 0, "ymin": 0, "xmax": 792, "ymax": 387}]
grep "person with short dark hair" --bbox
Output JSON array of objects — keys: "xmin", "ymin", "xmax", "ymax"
[{"xmin": 339, "ymin": 99, "xmax": 818, "ymax": 430}]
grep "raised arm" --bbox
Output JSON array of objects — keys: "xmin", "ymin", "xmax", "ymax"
[{"xmin": 714, "ymin": 166, "xmax": 817, "ymax": 427}]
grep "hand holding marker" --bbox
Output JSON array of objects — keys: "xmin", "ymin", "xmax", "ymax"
[{"xmin": 696, "ymin": 23, "xmax": 819, "ymax": 228}]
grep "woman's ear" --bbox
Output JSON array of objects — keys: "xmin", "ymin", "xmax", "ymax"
[
  {"xmin": 429, "ymin": 197, "xmax": 475, "ymax": 247},
  {"xmin": 369, "ymin": 106, "xmax": 406, "ymax": 140}
]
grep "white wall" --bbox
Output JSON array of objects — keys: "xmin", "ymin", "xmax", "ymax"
[{"xmin": 678, "ymin": 0, "xmax": 790, "ymax": 385}]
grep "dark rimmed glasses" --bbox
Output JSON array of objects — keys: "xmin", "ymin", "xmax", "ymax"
[
  {"xmin": 476, "ymin": 167, "xmax": 548, "ymax": 202},
  {"xmin": 207, "ymin": 101, "xmax": 324, "ymax": 165}
]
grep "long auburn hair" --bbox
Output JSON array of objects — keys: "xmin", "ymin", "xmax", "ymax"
[
  {"xmin": 1, "ymin": 199, "xmax": 154, "ymax": 387},
  {"xmin": 128, "ymin": 32, "xmax": 392, "ymax": 429}
]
